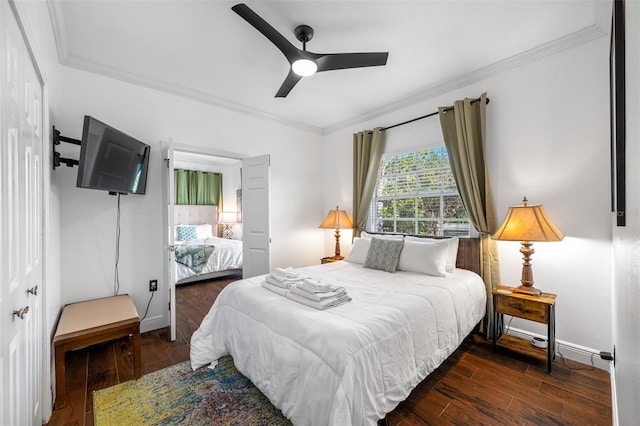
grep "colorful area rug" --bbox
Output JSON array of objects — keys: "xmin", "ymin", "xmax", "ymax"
[{"xmin": 93, "ymin": 356, "xmax": 291, "ymax": 425}]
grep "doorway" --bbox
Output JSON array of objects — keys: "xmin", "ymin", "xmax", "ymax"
[{"xmin": 169, "ymin": 148, "xmax": 243, "ymax": 341}]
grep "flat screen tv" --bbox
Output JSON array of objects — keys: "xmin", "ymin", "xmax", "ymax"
[{"xmin": 76, "ymin": 116, "xmax": 150, "ymax": 195}]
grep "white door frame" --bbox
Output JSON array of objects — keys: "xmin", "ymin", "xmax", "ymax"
[
  {"xmin": 162, "ymin": 144, "xmax": 177, "ymax": 341},
  {"xmin": 161, "ymin": 142, "xmax": 244, "ymax": 341}
]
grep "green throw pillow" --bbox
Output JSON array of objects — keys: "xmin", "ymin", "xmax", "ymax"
[{"xmin": 363, "ymin": 238, "xmax": 404, "ymax": 273}]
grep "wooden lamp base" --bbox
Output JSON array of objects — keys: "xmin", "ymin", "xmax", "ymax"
[
  {"xmin": 332, "ymin": 229, "xmax": 343, "ymax": 259},
  {"xmin": 512, "ymin": 241, "xmax": 542, "ymax": 297}
]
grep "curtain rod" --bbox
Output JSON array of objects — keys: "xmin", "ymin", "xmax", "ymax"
[{"xmin": 381, "ymin": 97, "xmax": 490, "ymax": 131}]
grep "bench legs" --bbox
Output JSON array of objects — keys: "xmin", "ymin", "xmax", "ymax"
[{"xmin": 53, "ymin": 324, "xmax": 142, "ymax": 409}]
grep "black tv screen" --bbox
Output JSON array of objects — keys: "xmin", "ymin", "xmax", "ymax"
[{"xmin": 76, "ymin": 116, "xmax": 150, "ymax": 195}]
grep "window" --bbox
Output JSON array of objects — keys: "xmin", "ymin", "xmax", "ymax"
[{"xmin": 367, "ymin": 147, "xmax": 470, "ymax": 237}]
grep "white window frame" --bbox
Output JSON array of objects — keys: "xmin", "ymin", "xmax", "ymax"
[{"xmin": 367, "ymin": 146, "xmax": 470, "ymax": 237}]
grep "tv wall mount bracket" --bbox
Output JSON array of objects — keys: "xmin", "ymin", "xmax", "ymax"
[{"xmin": 52, "ymin": 126, "xmax": 80, "ymax": 170}]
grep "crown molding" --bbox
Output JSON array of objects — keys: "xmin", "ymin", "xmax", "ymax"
[
  {"xmin": 49, "ymin": 0, "xmax": 607, "ymax": 137},
  {"xmin": 47, "ymin": 0, "xmax": 68, "ymax": 64},
  {"xmin": 60, "ymin": 53, "xmax": 324, "ymax": 135},
  {"xmin": 323, "ymin": 23, "xmax": 608, "ymax": 135}
]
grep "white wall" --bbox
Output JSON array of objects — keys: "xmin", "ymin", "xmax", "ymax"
[
  {"xmin": 54, "ymin": 66, "xmax": 324, "ymax": 332},
  {"xmin": 611, "ymin": 1, "xmax": 640, "ymax": 424},
  {"xmin": 323, "ymin": 36, "xmax": 613, "ymax": 363}
]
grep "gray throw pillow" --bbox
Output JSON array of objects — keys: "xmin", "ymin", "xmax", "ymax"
[{"xmin": 363, "ymin": 237, "xmax": 404, "ymax": 273}]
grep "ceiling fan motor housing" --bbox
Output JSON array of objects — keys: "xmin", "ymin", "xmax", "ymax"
[{"xmin": 294, "ymin": 25, "xmax": 314, "ymax": 44}]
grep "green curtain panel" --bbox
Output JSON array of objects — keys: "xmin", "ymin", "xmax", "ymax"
[
  {"xmin": 175, "ymin": 169, "xmax": 223, "ymax": 207},
  {"xmin": 352, "ymin": 127, "xmax": 386, "ymax": 237},
  {"xmin": 438, "ymin": 92, "xmax": 501, "ymax": 339}
]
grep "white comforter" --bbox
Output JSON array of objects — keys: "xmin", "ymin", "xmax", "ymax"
[
  {"xmin": 175, "ymin": 237, "xmax": 242, "ymax": 281},
  {"xmin": 190, "ymin": 261, "xmax": 486, "ymax": 426}
]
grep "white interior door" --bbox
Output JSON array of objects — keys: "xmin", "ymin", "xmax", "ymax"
[
  {"xmin": 0, "ymin": 2, "xmax": 43, "ymax": 424},
  {"xmin": 241, "ymin": 155, "xmax": 271, "ymax": 278},
  {"xmin": 162, "ymin": 145, "xmax": 177, "ymax": 341}
]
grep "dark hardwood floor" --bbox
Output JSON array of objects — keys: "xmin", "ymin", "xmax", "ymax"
[{"xmin": 47, "ymin": 276, "xmax": 612, "ymax": 426}]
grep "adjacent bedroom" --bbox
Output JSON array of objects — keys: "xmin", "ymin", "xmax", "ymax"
[{"xmin": 170, "ymin": 150, "xmax": 243, "ymax": 341}]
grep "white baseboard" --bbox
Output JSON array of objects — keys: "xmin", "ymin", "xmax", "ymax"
[
  {"xmin": 505, "ymin": 327, "xmax": 611, "ymax": 371},
  {"xmin": 140, "ymin": 315, "xmax": 168, "ymax": 333}
]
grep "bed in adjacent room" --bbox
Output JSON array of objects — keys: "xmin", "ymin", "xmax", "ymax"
[
  {"xmin": 190, "ymin": 235, "xmax": 485, "ymax": 425},
  {"xmin": 173, "ymin": 205, "xmax": 242, "ymax": 284}
]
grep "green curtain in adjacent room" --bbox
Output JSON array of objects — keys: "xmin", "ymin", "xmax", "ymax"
[
  {"xmin": 174, "ymin": 169, "xmax": 223, "ymax": 207},
  {"xmin": 352, "ymin": 127, "xmax": 386, "ymax": 237},
  {"xmin": 438, "ymin": 92, "xmax": 501, "ymax": 339}
]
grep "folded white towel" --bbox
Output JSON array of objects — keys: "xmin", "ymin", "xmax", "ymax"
[
  {"xmin": 301, "ymin": 278, "xmax": 333, "ymax": 292},
  {"xmin": 270, "ymin": 271, "xmax": 304, "ymax": 283},
  {"xmin": 296, "ymin": 282, "xmax": 346, "ymax": 297},
  {"xmin": 262, "ymin": 280, "xmax": 288, "ymax": 296},
  {"xmin": 274, "ymin": 267, "xmax": 300, "ymax": 278},
  {"xmin": 286, "ymin": 291, "xmax": 352, "ymax": 310},
  {"xmin": 289, "ymin": 285, "xmax": 346, "ymax": 302},
  {"xmin": 265, "ymin": 275, "xmax": 297, "ymax": 289}
]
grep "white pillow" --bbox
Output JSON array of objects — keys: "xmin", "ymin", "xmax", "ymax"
[
  {"xmin": 360, "ymin": 231, "xmax": 404, "ymax": 240},
  {"xmin": 405, "ymin": 236, "xmax": 459, "ymax": 273},
  {"xmin": 344, "ymin": 237, "xmax": 371, "ymax": 264},
  {"xmin": 397, "ymin": 240, "xmax": 449, "ymax": 277},
  {"xmin": 194, "ymin": 224, "xmax": 213, "ymax": 240}
]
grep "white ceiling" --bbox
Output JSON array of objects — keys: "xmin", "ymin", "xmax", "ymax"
[{"xmin": 48, "ymin": 1, "xmax": 609, "ymax": 134}]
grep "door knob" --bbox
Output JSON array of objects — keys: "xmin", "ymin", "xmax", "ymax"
[
  {"xmin": 12, "ymin": 306, "xmax": 29, "ymax": 320},
  {"xmin": 27, "ymin": 286, "xmax": 38, "ymax": 296}
]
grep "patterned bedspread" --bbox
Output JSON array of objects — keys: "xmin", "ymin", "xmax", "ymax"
[{"xmin": 175, "ymin": 244, "xmax": 215, "ymax": 273}]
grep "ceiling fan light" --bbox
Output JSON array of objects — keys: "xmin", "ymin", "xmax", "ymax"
[{"xmin": 292, "ymin": 59, "xmax": 317, "ymax": 76}]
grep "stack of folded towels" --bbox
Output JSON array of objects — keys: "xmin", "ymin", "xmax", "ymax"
[
  {"xmin": 262, "ymin": 267, "xmax": 303, "ymax": 296},
  {"xmin": 262, "ymin": 268, "xmax": 352, "ymax": 310}
]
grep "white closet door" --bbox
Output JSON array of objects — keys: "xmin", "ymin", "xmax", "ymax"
[
  {"xmin": 241, "ymin": 155, "xmax": 271, "ymax": 278},
  {"xmin": 0, "ymin": 2, "xmax": 44, "ymax": 424}
]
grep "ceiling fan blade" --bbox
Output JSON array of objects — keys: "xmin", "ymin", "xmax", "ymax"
[
  {"xmin": 316, "ymin": 52, "xmax": 389, "ymax": 72},
  {"xmin": 232, "ymin": 3, "xmax": 300, "ymax": 62},
  {"xmin": 275, "ymin": 71, "xmax": 303, "ymax": 98}
]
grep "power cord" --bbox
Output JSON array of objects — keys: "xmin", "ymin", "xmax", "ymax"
[
  {"xmin": 140, "ymin": 291, "xmax": 154, "ymax": 321},
  {"xmin": 505, "ymin": 314, "xmax": 597, "ymax": 371},
  {"xmin": 114, "ymin": 193, "xmax": 121, "ymax": 296},
  {"xmin": 556, "ymin": 347, "xmax": 596, "ymax": 371}
]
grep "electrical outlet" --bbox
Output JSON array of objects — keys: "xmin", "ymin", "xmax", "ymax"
[{"xmin": 149, "ymin": 279, "xmax": 158, "ymax": 292}]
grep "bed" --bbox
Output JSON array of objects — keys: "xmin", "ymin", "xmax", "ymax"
[
  {"xmin": 173, "ymin": 205, "xmax": 242, "ymax": 284},
  {"xmin": 190, "ymin": 235, "xmax": 485, "ymax": 425}
]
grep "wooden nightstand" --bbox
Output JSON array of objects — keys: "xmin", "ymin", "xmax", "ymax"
[
  {"xmin": 321, "ymin": 256, "xmax": 342, "ymax": 264},
  {"xmin": 492, "ymin": 286, "xmax": 556, "ymax": 373}
]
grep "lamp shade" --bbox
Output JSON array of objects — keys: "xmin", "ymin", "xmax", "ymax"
[
  {"xmin": 319, "ymin": 206, "xmax": 353, "ymax": 230},
  {"xmin": 492, "ymin": 199, "xmax": 564, "ymax": 242},
  {"xmin": 220, "ymin": 211, "xmax": 239, "ymax": 224}
]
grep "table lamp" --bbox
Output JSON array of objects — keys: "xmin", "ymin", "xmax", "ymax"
[
  {"xmin": 492, "ymin": 197, "xmax": 564, "ymax": 296},
  {"xmin": 319, "ymin": 206, "xmax": 353, "ymax": 260},
  {"xmin": 220, "ymin": 211, "xmax": 239, "ymax": 239}
]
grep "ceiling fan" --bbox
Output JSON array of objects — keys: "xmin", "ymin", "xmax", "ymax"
[{"xmin": 232, "ymin": 3, "xmax": 389, "ymax": 98}]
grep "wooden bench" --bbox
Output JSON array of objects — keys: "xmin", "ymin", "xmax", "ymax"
[{"xmin": 53, "ymin": 294, "xmax": 142, "ymax": 409}]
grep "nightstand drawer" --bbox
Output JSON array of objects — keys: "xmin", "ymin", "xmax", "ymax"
[{"xmin": 495, "ymin": 296, "xmax": 548, "ymax": 323}]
